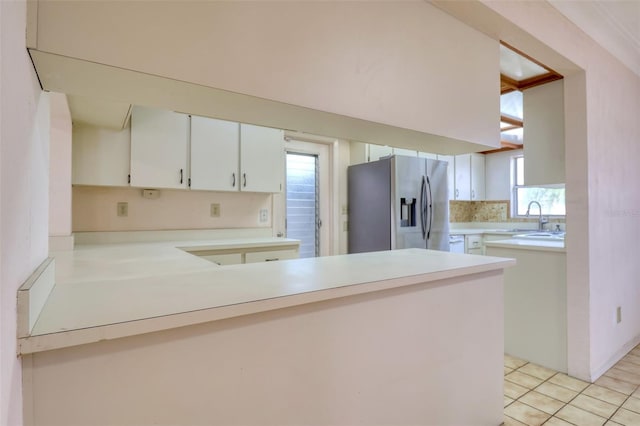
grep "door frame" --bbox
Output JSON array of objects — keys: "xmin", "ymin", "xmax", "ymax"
[{"xmin": 274, "ymin": 132, "xmax": 336, "ymax": 256}]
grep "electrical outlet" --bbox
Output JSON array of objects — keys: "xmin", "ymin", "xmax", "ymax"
[
  {"xmin": 343, "ymin": 221, "xmax": 348, "ymax": 232},
  {"xmin": 210, "ymin": 203, "xmax": 221, "ymax": 217},
  {"xmin": 117, "ymin": 202, "xmax": 128, "ymax": 217},
  {"xmin": 259, "ymin": 209, "xmax": 269, "ymax": 223},
  {"xmin": 616, "ymin": 306, "xmax": 622, "ymax": 324},
  {"xmin": 341, "ymin": 205, "xmax": 348, "ymax": 215}
]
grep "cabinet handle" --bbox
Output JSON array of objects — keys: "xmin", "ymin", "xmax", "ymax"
[
  {"xmin": 265, "ymin": 258, "xmax": 279, "ymax": 262},
  {"xmin": 471, "ymin": 189, "xmax": 475, "ymax": 199},
  {"xmin": 243, "ymin": 173, "xmax": 247, "ymax": 188},
  {"xmin": 455, "ymin": 189, "xmax": 459, "ymax": 198},
  {"xmin": 232, "ymin": 173, "xmax": 236, "ymax": 187},
  {"xmin": 180, "ymin": 169, "xmax": 183, "ymax": 184}
]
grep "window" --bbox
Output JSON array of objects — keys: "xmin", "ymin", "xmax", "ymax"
[
  {"xmin": 513, "ymin": 156, "xmax": 565, "ymax": 216},
  {"xmin": 286, "ymin": 153, "xmax": 319, "ymax": 258}
]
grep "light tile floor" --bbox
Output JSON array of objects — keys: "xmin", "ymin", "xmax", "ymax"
[{"xmin": 504, "ymin": 344, "xmax": 640, "ymax": 425}]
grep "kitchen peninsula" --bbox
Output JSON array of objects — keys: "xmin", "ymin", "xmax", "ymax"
[{"xmin": 19, "ymin": 242, "xmax": 514, "ymax": 425}]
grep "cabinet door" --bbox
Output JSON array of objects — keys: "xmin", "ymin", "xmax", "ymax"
[
  {"xmin": 190, "ymin": 116, "xmax": 239, "ymax": 191},
  {"xmin": 72, "ymin": 123, "xmax": 131, "ymax": 186},
  {"xmin": 245, "ymin": 249, "xmax": 298, "ymax": 263},
  {"xmin": 437, "ymin": 155, "xmax": 455, "ymax": 201},
  {"xmin": 470, "ymin": 153, "xmax": 485, "ymax": 200},
  {"xmin": 240, "ymin": 124, "xmax": 284, "ymax": 193},
  {"xmin": 130, "ymin": 106, "xmax": 189, "ymax": 189},
  {"xmin": 454, "ymin": 154, "xmax": 471, "ymax": 200},
  {"xmin": 368, "ymin": 144, "xmax": 393, "ymax": 161},
  {"xmin": 393, "ymin": 148, "xmax": 417, "ymax": 157},
  {"xmin": 419, "ymin": 152, "xmax": 438, "ymax": 160}
]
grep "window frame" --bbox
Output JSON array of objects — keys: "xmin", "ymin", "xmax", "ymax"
[{"xmin": 511, "ymin": 155, "xmax": 566, "ymax": 218}]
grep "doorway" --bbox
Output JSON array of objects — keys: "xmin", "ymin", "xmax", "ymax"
[
  {"xmin": 276, "ymin": 138, "xmax": 331, "ymax": 257},
  {"xmin": 286, "ymin": 153, "xmax": 319, "ymax": 258}
]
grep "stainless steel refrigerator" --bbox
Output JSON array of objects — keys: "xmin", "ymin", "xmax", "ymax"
[{"xmin": 348, "ymin": 155, "xmax": 450, "ymax": 253}]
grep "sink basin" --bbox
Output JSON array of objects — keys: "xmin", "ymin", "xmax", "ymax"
[{"xmin": 514, "ymin": 232, "xmax": 565, "ymax": 240}]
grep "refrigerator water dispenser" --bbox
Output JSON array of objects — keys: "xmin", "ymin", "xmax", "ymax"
[{"xmin": 400, "ymin": 197, "xmax": 416, "ymax": 227}]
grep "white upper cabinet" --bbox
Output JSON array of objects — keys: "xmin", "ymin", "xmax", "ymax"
[
  {"xmin": 130, "ymin": 106, "xmax": 189, "ymax": 189},
  {"xmin": 436, "ymin": 155, "xmax": 455, "ymax": 201},
  {"xmin": 523, "ymin": 80, "xmax": 565, "ymax": 185},
  {"xmin": 454, "ymin": 153, "xmax": 485, "ymax": 201},
  {"xmin": 239, "ymin": 124, "xmax": 284, "ymax": 193},
  {"xmin": 72, "ymin": 123, "xmax": 131, "ymax": 186},
  {"xmin": 393, "ymin": 148, "xmax": 417, "ymax": 157},
  {"xmin": 470, "ymin": 153, "xmax": 486, "ymax": 200},
  {"xmin": 368, "ymin": 144, "xmax": 393, "ymax": 161},
  {"xmin": 190, "ymin": 116, "xmax": 240, "ymax": 191}
]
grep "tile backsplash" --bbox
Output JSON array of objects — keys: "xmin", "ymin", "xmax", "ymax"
[{"xmin": 450, "ymin": 200, "xmax": 565, "ymax": 225}]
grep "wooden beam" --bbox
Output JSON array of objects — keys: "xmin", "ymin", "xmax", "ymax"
[
  {"xmin": 500, "ymin": 74, "xmax": 519, "ymax": 94},
  {"xmin": 500, "ymin": 115, "xmax": 523, "ymax": 127},
  {"xmin": 518, "ymin": 73, "xmax": 564, "ymax": 91},
  {"xmin": 479, "ymin": 141, "xmax": 523, "ymax": 155}
]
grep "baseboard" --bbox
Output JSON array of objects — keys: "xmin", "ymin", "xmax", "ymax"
[
  {"xmin": 17, "ymin": 258, "xmax": 56, "ymax": 338},
  {"xmin": 591, "ymin": 334, "xmax": 640, "ymax": 381}
]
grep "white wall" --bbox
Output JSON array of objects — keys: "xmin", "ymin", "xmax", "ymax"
[
  {"xmin": 33, "ymin": 1, "xmax": 500, "ymax": 151},
  {"xmin": 0, "ymin": 0, "xmax": 48, "ymax": 422},
  {"xmin": 73, "ymin": 186, "xmax": 272, "ymax": 232},
  {"xmin": 460, "ymin": 0, "xmax": 640, "ymax": 382},
  {"xmin": 485, "ymin": 149, "xmax": 522, "ymax": 200},
  {"xmin": 48, "ymin": 93, "xmax": 72, "ymax": 248}
]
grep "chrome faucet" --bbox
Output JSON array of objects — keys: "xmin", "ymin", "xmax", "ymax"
[{"xmin": 526, "ymin": 201, "xmax": 548, "ymax": 231}]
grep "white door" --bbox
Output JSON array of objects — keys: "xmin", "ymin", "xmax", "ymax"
[
  {"xmin": 367, "ymin": 144, "xmax": 393, "ymax": 161},
  {"xmin": 454, "ymin": 154, "xmax": 471, "ymax": 200},
  {"xmin": 275, "ymin": 139, "xmax": 331, "ymax": 257},
  {"xmin": 130, "ymin": 106, "xmax": 189, "ymax": 189},
  {"xmin": 240, "ymin": 124, "xmax": 284, "ymax": 193},
  {"xmin": 437, "ymin": 154, "xmax": 455, "ymax": 201},
  {"xmin": 470, "ymin": 153, "xmax": 485, "ymax": 200},
  {"xmin": 190, "ymin": 116, "xmax": 240, "ymax": 191}
]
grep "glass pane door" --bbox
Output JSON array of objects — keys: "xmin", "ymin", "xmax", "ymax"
[{"xmin": 286, "ymin": 153, "xmax": 319, "ymax": 258}]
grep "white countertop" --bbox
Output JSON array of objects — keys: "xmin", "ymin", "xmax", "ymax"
[
  {"xmin": 20, "ymin": 241, "xmax": 514, "ymax": 355},
  {"xmin": 484, "ymin": 238, "xmax": 566, "ymax": 253}
]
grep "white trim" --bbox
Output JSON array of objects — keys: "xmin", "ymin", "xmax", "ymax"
[{"xmin": 17, "ymin": 258, "xmax": 56, "ymax": 338}]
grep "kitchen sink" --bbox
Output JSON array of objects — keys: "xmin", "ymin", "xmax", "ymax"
[{"xmin": 514, "ymin": 232, "xmax": 565, "ymax": 240}]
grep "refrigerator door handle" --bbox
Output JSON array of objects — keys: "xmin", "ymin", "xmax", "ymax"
[
  {"xmin": 426, "ymin": 175, "xmax": 433, "ymax": 241},
  {"xmin": 420, "ymin": 176, "xmax": 427, "ymax": 239}
]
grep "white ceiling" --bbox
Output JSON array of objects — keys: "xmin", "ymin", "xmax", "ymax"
[{"xmin": 548, "ymin": 0, "xmax": 640, "ymax": 76}]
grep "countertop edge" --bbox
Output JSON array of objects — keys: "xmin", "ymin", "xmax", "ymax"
[
  {"xmin": 485, "ymin": 240, "xmax": 566, "ymax": 253},
  {"xmin": 18, "ymin": 257, "xmax": 514, "ymax": 355}
]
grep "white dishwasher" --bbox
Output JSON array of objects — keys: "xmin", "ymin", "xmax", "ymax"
[{"xmin": 449, "ymin": 235, "xmax": 465, "ymax": 253}]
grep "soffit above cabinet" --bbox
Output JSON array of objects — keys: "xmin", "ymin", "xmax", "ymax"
[
  {"xmin": 30, "ymin": 50, "xmax": 492, "ymax": 155},
  {"xmin": 67, "ymin": 95, "xmax": 131, "ymax": 130}
]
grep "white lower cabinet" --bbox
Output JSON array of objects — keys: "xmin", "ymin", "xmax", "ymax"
[
  {"xmin": 200, "ymin": 253, "xmax": 243, "ymax": 266},
  {"xmin": 465, "ymin": 234, "xmax": 483, "ymax": 255},
  {"xmin": 245, "ymin": 249, "xmax": 299, "ymax": 263},
  {"xmin": 193, "ymin": 245, "xmax": 299, "ymax": 265}
]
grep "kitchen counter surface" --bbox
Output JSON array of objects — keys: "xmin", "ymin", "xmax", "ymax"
[
  {"xmin": 20, "ymin": 242, "xmax": 514, "ymax": 355},
  {"xmin": 484, "ymin": 238, "xmax": 566, "ymax": 253}
]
